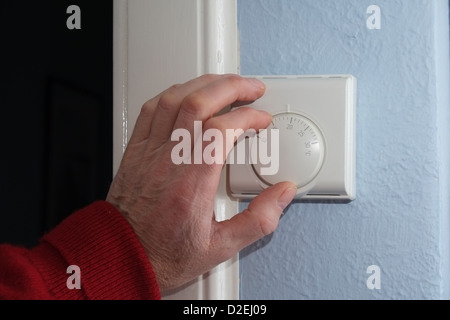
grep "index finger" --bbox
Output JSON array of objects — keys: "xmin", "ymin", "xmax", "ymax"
[{"xmin": 173, "ymin": 75, "xmax": 266, "ymax": 136}]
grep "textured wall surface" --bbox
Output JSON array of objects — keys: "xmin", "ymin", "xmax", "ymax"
[{"xmin": 238, "ymin": 0, "xmax": 450, "ymax": 299}]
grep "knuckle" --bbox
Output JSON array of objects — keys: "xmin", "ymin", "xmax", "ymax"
[
  {"xmin": 141, "ymin": 83, "xmax": 182, "ymax": 116},
  {"xmin": 257, "ymin": 215, "xmax": 278, "ymax": 236},
  {"xmin": 224, "ymin": 74, "xmax": 244, "ymax": 87},
  {"xmin": 168, "ymin": 83, "xmax": 182, "ymax": 90},
  {"xmin": 181, "ymin": 90, "xmax": 210, "ymax": 117},
  {"xmin": 199, "ymin": 73, "xmax": 219, "ymax": 82},
  {"xmin": 244, "ymin": 206, "xmax": 279, "ymax": 237},
  {"xmin": 158, "ymin": 89, "xmax": 180, "ymax": 112},
  {"xmin": 140, "ymin": 100, "xmax": 155, "ymax": 116}
]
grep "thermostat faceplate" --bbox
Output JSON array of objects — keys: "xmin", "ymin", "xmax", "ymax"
[{"xmin": 227, "ymin": 75, "xmax": 356, "ymax": 201}]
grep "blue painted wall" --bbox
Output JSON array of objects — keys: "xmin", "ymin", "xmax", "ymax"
[{"xmin": 238, "ymin": 0, "xmax": 450, "ymax": 299}]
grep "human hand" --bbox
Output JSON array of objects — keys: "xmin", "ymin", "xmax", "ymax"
[{"xmin": 106, "ymin": 74, "xmax": 297, "ymax": 291}]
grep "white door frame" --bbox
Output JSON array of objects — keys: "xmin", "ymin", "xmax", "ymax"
[{"xmin": 113, "ymin": 0, "xmax": 240, "ymax": 300}]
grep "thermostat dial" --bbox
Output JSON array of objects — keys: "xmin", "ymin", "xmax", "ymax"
[{"xmin": 251, "ymin": 112, "xmax": 326, "ymax": 195}]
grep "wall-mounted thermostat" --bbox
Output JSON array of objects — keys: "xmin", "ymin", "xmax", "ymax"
[{"xmin": 227, "ymin": 75, "xmax": 356, "ymax": 201}]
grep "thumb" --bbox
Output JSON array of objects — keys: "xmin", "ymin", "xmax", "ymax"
[{"xmin": 213, "ymin": 182, "xmax": 297, "ymax": 260}]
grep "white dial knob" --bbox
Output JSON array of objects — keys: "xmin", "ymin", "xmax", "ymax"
[{"xmin": 251, "ymin": 112, "xmax": 326, "ymax": 196}]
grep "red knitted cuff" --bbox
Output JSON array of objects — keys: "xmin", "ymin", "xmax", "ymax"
[{"xmin": 29, "ymin": 201, "xmax": 161, "ymax": 300}]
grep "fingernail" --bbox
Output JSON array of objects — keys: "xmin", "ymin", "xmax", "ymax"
[
  {"xmin": 277, "ymin": 187, "xmax": 297, "ymax": 211},
  {"xmin": 248, "ymin": 78, "xmax": 266, "ymax": 91}
]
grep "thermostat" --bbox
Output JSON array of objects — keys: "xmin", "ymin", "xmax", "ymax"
[{"xmin": 227, "ymin": 75, "xmax": 356, "ymax": 201}]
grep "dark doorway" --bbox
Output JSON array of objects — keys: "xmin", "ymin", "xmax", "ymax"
[{"xmin": 0, "ymin": 1, "xmax": 113, "ymax": 247}]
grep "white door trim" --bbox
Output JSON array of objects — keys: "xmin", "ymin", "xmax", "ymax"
[{"xmin": 113, "ymin": 0, "xmax": 240, "ymax": 300}]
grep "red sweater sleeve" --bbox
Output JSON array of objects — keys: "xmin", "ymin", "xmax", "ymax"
[{"xmin": 0, "ymin": 201, "xmax": 161, "ymax": 300}]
